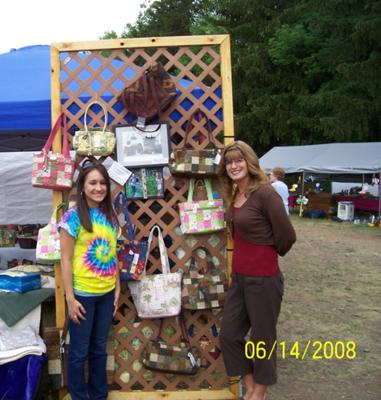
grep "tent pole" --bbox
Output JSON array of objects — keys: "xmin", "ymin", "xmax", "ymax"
[{"xmin": 299, "ymin": 172, "xmax": 305, "ymax": 217}]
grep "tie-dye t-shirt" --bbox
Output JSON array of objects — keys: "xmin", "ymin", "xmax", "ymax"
[{"xmin": 58, "ymin": 207, "xmax": 118, "ymax": 294}]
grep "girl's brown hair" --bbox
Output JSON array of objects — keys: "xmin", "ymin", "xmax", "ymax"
[
  {"xmin": 76, "ymin": 161, "xmax": 116, "ymax": 232},
  {"xmin": 216, "ymin": 140, "xmax": 269, "ymax": 206}
]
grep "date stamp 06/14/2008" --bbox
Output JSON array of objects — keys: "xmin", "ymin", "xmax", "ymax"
[{"xmin": 245, "ymin": 340, "xmax": 357, "ymax": 361}]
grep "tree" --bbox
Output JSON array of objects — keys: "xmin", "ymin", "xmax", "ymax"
[{"xmin": 104, "ymin": 0, "xmax": 381, "ymax": 155}]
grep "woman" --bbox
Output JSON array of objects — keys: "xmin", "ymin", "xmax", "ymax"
[
  {"xmin": 59, "ymin": 160, "xmax": 120, "ymax": 400},
  {"xmin": 217, "ymin": 141, "xmax": 296, "ymax": 400}
]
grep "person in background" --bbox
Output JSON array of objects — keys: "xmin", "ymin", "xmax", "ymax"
[
  {"xmin": 59, "ymin": 160, "xmax": 120, "ymax": 400},
  {"xmin": 270, "ymin": 166, "xmax": 290, "ymax": 214},
  {"xmin": 217, "ymin": 141, "xmax": 296, "ymax": 400}
]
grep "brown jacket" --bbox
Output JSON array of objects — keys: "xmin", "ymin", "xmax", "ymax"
[{"xmin": 227, "ymin": 184, "xmax": 296, "ymax": 256}]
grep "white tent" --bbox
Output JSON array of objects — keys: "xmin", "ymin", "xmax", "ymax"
[
  {"xmin": 0, "ymin": 152, "xmax": 52, "ymax": 224},
  {"xmin": 259, "ymin": 142, "xmax": 381, "ymax": 174},
  {"xmin": 259, "ymin": 142, "xmax": 381, "ymax": 215}
]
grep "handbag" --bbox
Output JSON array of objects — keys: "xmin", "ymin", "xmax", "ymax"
[
  {"xmin": 32, "ymin": 113, "xmax": 75, "ymax": 190},
  {"xmin": 114, "ymin": 192, "xmax": 148, "ymax": 281},
  {"xmin": 117, "ymin": 62, "xmax": 177, "ymax": 120},
  {"xmin": 35, "ymin": 203, "xmax": 67, "ymax": 265},
  {"xmin": 73, "ymin": 101, "xmax": 116, "ymax": 156},
  {"xmin": 128, "ymin": 225, "xmax": 182, "ymax": 319},
  {"xmin": 181, "ymin": 247, "xmax": 227, "ymax": 310},
  {"xmin": 169, "ymin": 109, "xmax": 221, "ymax": 176},
  {"xmin": 178, "ymin": 178, "xmax": 225, "ymax": 234},
  {"xmin": 141, "ymin": 313, "xmax": 199, "ymax": 375}
]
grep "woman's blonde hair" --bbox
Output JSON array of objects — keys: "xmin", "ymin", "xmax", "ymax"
[{"xmin": 216, "ymin": 140, "xmax": 269, "ymax": 206}]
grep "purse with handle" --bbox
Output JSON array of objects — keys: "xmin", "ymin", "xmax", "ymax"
[
  {"xmin": 181, "ymin": 247, "xmax": 227, "ymax": 310},
  {"xmin": 141, "ymin": 312, "xmax": 199, "ymax": 375},
  {"xmin": 73, "ymin": 100, "xmax": 116, "ymax": 156},
  {"xmin": 32, "ymin": 113, "xmax": 75, "ymax": 190},
  {"xmin": 169, "ymin": 108, "xmax": 221, "ymax": 176},
  {"xmin": 128, "ymin": 225, "xmax": 182, "ymax": 318},
  {"xmin": 36, "ymin": 202, "xmax": 67, "ymax": 264},
  {"xmin": 178, "ymin": 178, "xmax": 225, "ymax": 234},
  {"xmin": 118, "ymin": 62, "xmax": 177, "ymax": 120},
  {"xmin": 114, "ymin": 191, "xmax": 148, "ymax": 281}
]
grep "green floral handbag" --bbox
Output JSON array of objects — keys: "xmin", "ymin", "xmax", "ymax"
[{"xmin": 73, "ymin": 101, "xmax": 116, "ymax": 156}]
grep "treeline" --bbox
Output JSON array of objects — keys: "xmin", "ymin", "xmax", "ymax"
[{"xmin": 103, "ymin": 0, "xmax": 381, "ymax": 155}]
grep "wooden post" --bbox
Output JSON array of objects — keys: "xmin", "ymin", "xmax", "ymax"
[
  {"xmin": 50, "ymin": 44, "xmax": 66, "ymax": 329},
  {"xmin": 299, "ymin": 172, "xmax": 305, "ymax": 216}
]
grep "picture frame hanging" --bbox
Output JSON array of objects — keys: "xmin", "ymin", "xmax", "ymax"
[
  {"xmin": 115, "ymin": 123, "xmax": 170, "ymax": 168},
  {"xmin": 125, "ymin": 167, "xmax": 165, "ymax": 200}
]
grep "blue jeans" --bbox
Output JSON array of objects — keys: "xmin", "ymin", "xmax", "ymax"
[{"xmin": 68, "ymin": 290, "xmax": 114, "ymax": 400}]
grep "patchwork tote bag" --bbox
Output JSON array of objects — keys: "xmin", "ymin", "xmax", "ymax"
[
  {"xmin": 141, "ymin": 313, "xmax": 199, "ymax": 375},
  {"xmin": 36, "ymin": 203, "xmax": 67, "ymax": 264},
  {"xmin": 178, "ymin": 178, "xmax": 225, "ymax": 234},
  {"xmin": 169, "ymin": 108, "xmax": 222, "ymax": 176},
  {"xmin": 73, "ymin": 100, "xmax": 116, "ymax": 156},
  {"xmin": 128, "ymin": 225, "xmax": 182, "ymax": 318},
  {"xmin": 117, "ymin": 62, "xmax": 177, "ymax": 120},
  {"xmin": 114, "ymin": 191, "xmax": 148, "ymax": 281},
  {"xmin": 32, "ymin": 113, "xmax": 75, "ymax": 190},
  {"xmin": 181, "ymin": 247, "xmax": 227, "ymax": 310}
]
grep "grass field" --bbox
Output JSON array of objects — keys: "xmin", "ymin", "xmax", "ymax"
[{"xmin": 268, "ymin": 215, "xmax": 381, "ymax": 400}]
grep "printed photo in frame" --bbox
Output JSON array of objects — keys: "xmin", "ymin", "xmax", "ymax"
[
  {"xmin": 115, "ymin": 123, "xmax": 170, "ymax": 167},
  {"xmin": 125, "ymin": 167, "xmax": 164, "ymax": 200}
]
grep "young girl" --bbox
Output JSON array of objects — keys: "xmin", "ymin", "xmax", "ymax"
[
  {"xmin": 59, "ymin": 160, "xmax": 120, "ymax": 400},
  {"xmin": 217, "ymin": 141, "xmax": 296, "ymax": 400}
]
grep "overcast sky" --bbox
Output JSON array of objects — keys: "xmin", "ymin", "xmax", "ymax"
[{"xmin": 0, "ymin": 0, "xmax": 144, "ymax": 54}]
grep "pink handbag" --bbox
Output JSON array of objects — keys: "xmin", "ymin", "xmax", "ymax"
[
  {"xmin": 178, "ymin": 179, "xmax": 225, "ymax": 234},
  {"xmin": 32, "ymin": 113, "xmax": 75, "ymax": 190}
]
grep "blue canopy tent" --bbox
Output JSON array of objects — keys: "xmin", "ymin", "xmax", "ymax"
[{"xmin": 0, "ymin": 45, "xmax": 220, "ymax": 151}]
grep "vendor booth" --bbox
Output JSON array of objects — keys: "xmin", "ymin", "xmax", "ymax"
[
  {"xmin": 260, "ymin": 143, "xmax": 381, "ymax": 217},
  {"xmin": 1, "ymin": 35, "xmax": 237, "ymax": 399}
]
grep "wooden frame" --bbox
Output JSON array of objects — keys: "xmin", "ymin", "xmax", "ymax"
[{"xmin": 51, "ymin": 34, "xmax": 236, "ymax": 399}]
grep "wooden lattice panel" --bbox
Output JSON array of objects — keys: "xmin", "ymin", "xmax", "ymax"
[{"xmin": 54, "ymin": 37, "xmax": 233, "ymax": 394}]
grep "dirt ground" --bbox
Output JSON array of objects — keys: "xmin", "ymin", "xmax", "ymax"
[{"xmin": 267, "ymin": 215, "xmax": 381, "ymax": 400}]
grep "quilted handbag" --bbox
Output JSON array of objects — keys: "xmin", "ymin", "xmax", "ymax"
[
  {"xmin": 141, "ymin": 313, "xmax": 199, "ymax": 375},
  {"xmin": 182, "ymin": 247, "xmax": 227, "ymax": 310},
  {"xmin": 169, "ymin": 109, "xmax": 221, "ymax": 176},
  {"xmin": 73, "ymin": 101, "xmax": 116, "ymax": 156},
  {"xmin": 118, "ymin": 62, "xmax": 177, "ymax": 120},
  {"xmin": 36, "ymin": 203, "xmax": 67, "ymax": 264},
  {"xmin": 32, "ymin": 113, "xmax": 75, "ymax": 190},
  {"xmin": 179, "ymin": 178, "xmax": 225, "ymax": 234},
  {"xmin": 114, "ymin": 192, "xmax": 148, "ymax": 281},
  {"xmin": 128, "ymin": 225, "xmax": 182, "ymax": 319}
]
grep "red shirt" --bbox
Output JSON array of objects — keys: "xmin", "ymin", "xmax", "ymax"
[{"xmin": 232, "ymin": 206, "xmax": 280, "ymax": 276}]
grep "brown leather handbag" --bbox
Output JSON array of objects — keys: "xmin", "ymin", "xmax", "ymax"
[{"xmin": 118, "ymin": 62, "xmax": 177, "ymax": 120}]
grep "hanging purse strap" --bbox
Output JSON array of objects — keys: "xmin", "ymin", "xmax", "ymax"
[
  {"xmin": 156, "ymin": 312, "xmax": 191, "ymax": 345},
  {"xmin": 187, "ymin": 178, "xmax": 214, "ymax": 203},
  {"xmin": 180, "ymin": 108, "xmax": 216, "ymax": 150},
  {"xmin": 143, "ymin": 225, "xmax": 170, "ymax": 276},
  {"xmin": 83, "ymin": 100, "xmax": 108, "ymax": 134},
  {"xmin": 59, "ymin": 315, "xmax": 69, "ymax": 359},
  {"xmin": 114, "ymin": 191, "xmax": 135, "ymax": 242},
  {"xmin": 49, "ymin": 202, "xmax": 68, "ymax": 225},
  {"xmin": 43, "ymin": 113, "xmax": 70, "ymax": 158}
]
